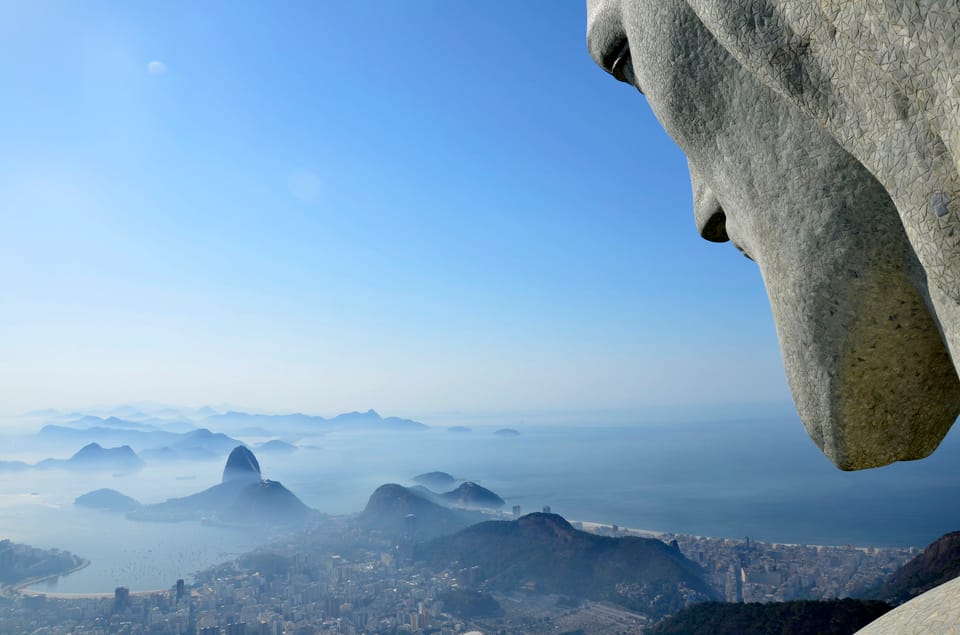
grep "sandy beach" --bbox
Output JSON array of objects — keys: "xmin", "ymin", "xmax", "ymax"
[
  {"xmin": 18, "ymin": 587, "xmax": 167, "ymax": 600},
  {"xmin": 16, "ymin": 558, "xmax": 167, "ymax": 600},
  {"xmin": 575, "ymin": 520, "xmax": 663, "ymax": 539}
]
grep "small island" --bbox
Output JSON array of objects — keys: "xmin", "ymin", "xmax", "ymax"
[
  {"xmin": 75, "ymin": 488, "xmax": 141, "ymax": 512},
  {"xmin": 494, "ymin": 428, "xmax": 520, "ymax": 437},
  {"xmin": 257, "ymin": 439, "xmax": 298, "ymax": 454},
  {"xmin": 35, "ymin": 442, "xmax": 144, "ymax": 472}
]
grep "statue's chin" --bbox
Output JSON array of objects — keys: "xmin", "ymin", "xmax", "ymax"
[{"xmin": 761, "ymin": 258, "xmax": 960, "ymax": 470}]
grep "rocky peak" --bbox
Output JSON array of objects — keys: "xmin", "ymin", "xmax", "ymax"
[{"xmin": 221, "ymin": 445, "xmax": 261, "ymax": 483}]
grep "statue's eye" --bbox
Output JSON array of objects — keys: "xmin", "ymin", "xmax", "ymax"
[{"xmin": 606, "ymin": 40, "xmax": 642, "ymax": 94}]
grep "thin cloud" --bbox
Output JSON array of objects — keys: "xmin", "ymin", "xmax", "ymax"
[
  {"xmin": 288, "ymin": 169, "xmax": 324, "ymax": 204},
  {"xmin": 147, "ymin": 60, "xmax": 168, "ymax": 75}
]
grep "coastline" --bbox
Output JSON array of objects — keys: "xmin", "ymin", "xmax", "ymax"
[
  {"xmin": 10, "ymin": 558, "xmax": 91, "ymax": 596},
  {"xmin": 8, "ymin": 512, "xmax": 918, "ymax": 599},
  {"xmin": 561, "ymin": 517, "xmax": 918, "ymax": 551},
  {"xmin": 18, "ymin": 587, "xmax": 168, "ymax": 600},
  {"xmin": 574, "ymin": 519, "xmax": 663, "ymax": 539},
  {"xmin": 13, "ymin": 559, "xmax": 173, "ymax": 599}
]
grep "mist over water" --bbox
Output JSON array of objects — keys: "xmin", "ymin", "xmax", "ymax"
[
  {"xmin": 273, "ymin": 415, "xmax": 960, "ymax": 548},
  {"xmin": 0, "ymin": 462, "xmax": 257, "ymax": 594},
  {"xmin": 3, "ymin": 407, "xmax": 960, "ymax": 594}
]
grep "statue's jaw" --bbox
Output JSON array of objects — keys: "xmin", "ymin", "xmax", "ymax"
[{"xmin": 761, "ymin": 258, "xmax": 960, "ymax": 470}]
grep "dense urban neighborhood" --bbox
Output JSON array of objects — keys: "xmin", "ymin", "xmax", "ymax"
[{"xmin": 0, "ymin": 513, "xmax": 918, "ymax": 635}]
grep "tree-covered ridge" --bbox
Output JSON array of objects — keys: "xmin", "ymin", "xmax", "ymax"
[
  {"xmin": 864, "ymin": 530, "xmax": 960, "ymax": 604},
  {"xmin": 417, "ymin": 513, "xmax": 718, "ymax": 618},
  {"xmin": 0, "ymin": 540, "xmax": 86, "ymax": 586},
  {"xmin": 649, "ymin": 599, "xmax": 893, "ymax": 635}
]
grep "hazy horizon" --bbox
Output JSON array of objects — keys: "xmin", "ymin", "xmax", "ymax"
[{"xmin": 2, "ymin": 399, "xmax": 800, "ymax": 427}]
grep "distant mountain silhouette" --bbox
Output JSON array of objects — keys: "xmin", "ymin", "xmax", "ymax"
[
  {"xmin": 140, "ymin": 446, "xmax": 218, "ymax": 462},
  {"xmin": 64, "ymin": 415, "xmax": 156, "ymax": 431},
  {"xmin": 205, "ymin": 411, "xmax": 314, "ymax": 430},
  {"xmin": 140, "ymin": 446, "xmax": 179, "ymax": 461},
  {"xmin": 256, "ymin": 440, "xmax": 298, "ymax": 454},
  {"xmin": 648, "ymin": 599, "xmax": 893, "ymax": 635},
  {"xmin": 72, "ymin": 441, "xmax": 139, "ymax": 462},
  {"xmin": 238, "ymin": 426, "xmax": 273, "ymax": 437},
  {"xmin": 413, "ymin": 471, "xmax": 457, "ymax": 490},
  {"xmin": 440, "ymin": 482, "xmax": 505, "ymax": 510},
  {"xmin": 38, "ymin": 424, "xmax": 175, "ymax": 448},
  {"xmin": 494, "ymin": 428, "xmax": 520, "ymax": 436},
  {"xmin": 75, "ymin": 488, "xmax": 141, "ymax": 512},
  {"xmin": 36, "ymin": 443, "xmax": 143, "ymax": 472},
  {"xmin": 128, "ymin": 447, "xmax": 311, "ymax": 526},
  {"xmin": 222, "ymin": 446, "xmax": 261, "ymax": 483},
  {"xmin": 331, "ymin": 410, "xmax": 385, "ymax": 425},
  {"xmin": 36, "ymin": 425, "xmax": 241, "ymax": 458},
  {"xmin": 30, "ymin": 405, "xmax": 208, "ymax": 431},
  {"xmin": 205, "ymin": 409, "xmax": 428, "ymax": 433},
  {"xmin": 417, "ymin": 513, "xmax": 718, "ymax": 618},
  {"xmin": 92, "ymin": 405, "xmax": 146, "ymax": 419},
  {"xmin": 865, "ymin": 530, "xmax": 960, "ymax": 604},
  {"xmin": 360, "ymin": 484, "xmax": 484, "ymax": 540},
  {"xmin": 176, "ymin": 428, "xmax": 242, "ymax": 455}
]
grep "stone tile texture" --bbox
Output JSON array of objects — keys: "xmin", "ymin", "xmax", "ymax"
[{"xmin": 858, "ymin": 576, "xmax": 960, "ymax": 634}]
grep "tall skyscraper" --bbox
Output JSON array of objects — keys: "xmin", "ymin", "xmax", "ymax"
[{"xmin": 113, "ymin": 586, "xmax": 130, "ymax": 613}]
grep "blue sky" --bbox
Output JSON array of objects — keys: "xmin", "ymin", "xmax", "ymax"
[{"xmin": 0, "ymin": 1, "xmax": 790, "ymax": 417}]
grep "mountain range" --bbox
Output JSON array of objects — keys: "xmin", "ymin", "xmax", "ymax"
[
  {"xmin": 649, "ymin": 599, "xmax": 893, "ymax": 635},
  {"xmin": 863, "ymin": 530, "xmax": 960, "ymax": 604},
  {"xmin": 37, "ymin": 425, "xmax": 241, "ymax": 458},
  {"xmin": 32, "ymin": 409, "xmax": 425, "ymax": 455},
  {"xmin": 204, "ymin": 409, "xmax": 428, "ymax": 434},
  {"xmin": 35, "ymin": 443, "xmax": 144, "ymax": 472}
]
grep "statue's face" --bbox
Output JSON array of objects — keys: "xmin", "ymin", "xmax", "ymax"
[
  {"xmin": 680, "ymin": 0, "xmax": 960, "ymax": 313},
  {"xmin": 587, "ymin": 0, "xmax": 960, "ymax": 469}
]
